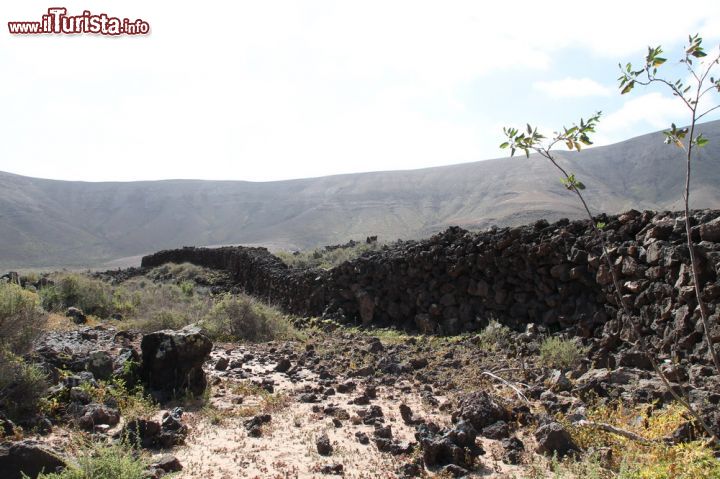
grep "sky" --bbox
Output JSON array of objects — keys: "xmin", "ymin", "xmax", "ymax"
[{"xmin": 1, "ymin": 1, "xmax": 720, "ymax": 182}]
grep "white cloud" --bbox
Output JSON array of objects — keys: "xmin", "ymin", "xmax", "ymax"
[
  {"xmin": 601, "ymin": 92, "xmax": 711, "ymax": 132},
  {"xmin": 1, "ymin": 0, "xmax": 720, "ymax": 181},
  {"xmin": 592, "ymin": 92, "xmax": 688, "ymax": 146},
  {"xmin": 533, "ymin": 78, "xmax": 611, "ymax": 98}
]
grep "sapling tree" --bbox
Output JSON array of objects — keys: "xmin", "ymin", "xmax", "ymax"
[
  {"xmin": 619, "ymin": 34, "xmax": 720, "ymax": 375},
  {"xmin": 500, "ymin": 113, "xmax": 631, "ymax": 313},
  {"xmin": 500, "ymin": 112, "xmax": 717, "ymax": 439}
]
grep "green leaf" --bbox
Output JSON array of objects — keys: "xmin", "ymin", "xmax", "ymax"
[
  {"xmin": 621, "ymin": 80, "xmax": 635, "ymax": 94},
  {"xmin": 696, "ymin": 135, "xmax": 709, "ymax": 147},
  {"xmin": 500, "ymin": 142, "xmax": 510, "ymax": 149},
  {"xmin": 652, "ymin": 57, "xmax": 666, "ymax": 67}
]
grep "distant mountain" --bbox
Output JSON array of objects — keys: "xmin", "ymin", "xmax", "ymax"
[{"xmin": 2, "ymin": 121, "xmax": 719, "ymax": 269}]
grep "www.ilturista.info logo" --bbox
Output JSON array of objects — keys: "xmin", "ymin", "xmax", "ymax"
[{"xmin": 8, "ymin": 8, "xmax": 150, "ymax": 35}]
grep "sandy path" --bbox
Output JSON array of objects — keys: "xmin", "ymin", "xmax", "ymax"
[{"xmin": 169, "ymin": 344, "xmax": 525, "ymax": 478}]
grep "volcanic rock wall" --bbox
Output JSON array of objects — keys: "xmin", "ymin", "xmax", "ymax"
[{"xmin": 141, "ymin": 209, "xmax": 720, "ymax": 358}]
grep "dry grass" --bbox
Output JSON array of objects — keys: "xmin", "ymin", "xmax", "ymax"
[
  {"xmin": 565, "ymin": 401, "xmax": 720, "ymax": 478},
  {"xmin": 276, "ymin": 241, "xmax": 383, "ymax": 270}
]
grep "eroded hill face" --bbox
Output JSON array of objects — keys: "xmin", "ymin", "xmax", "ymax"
[{"xmin": 2, "ymin": 121, "xmax": 720, "ymax": 269}]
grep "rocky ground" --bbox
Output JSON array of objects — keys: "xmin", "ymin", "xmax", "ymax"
[
  {"xmin": 3, "ymin": 313, "xmax": 715, "ymax": 479},
  {"xmin": 3, "ymin": 231, "xmax": 720, "ymax": 479}
]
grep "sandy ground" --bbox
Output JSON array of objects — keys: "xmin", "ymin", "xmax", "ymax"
[{"xmin": 168, "ymin": 344, "xmax": 527, "ymax": 479}]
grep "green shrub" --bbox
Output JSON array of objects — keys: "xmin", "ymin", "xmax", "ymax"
[
  {"xmin": 145, "ymin": 262, "xmax": 227, "ymax": 285},
  {"xmin": 0, "ymin": 282, "xmax": 47, "ymax": 354},
  {"xmin": 0, "ymin": 350, "xmax": 48, "ymax": 421},
  {"xmin": 139, "ymin": 309, "xmax": 189, "ymax": 332},
  {"xmin": 276, "ymin": 241, "xmax": 382, "ymax": 270},
  {"xmin": 120, "ymin": 281, "xmax": 212, "ymax": 333},
  {"xmin": 179, "ymin": 280, "xmax": 194, "ymax": 296},
  {"xmin": 618, "ymin": 441, "xmax": 720, "ymax": 479},
  {"xmin": 40, "ymin": 274, "xmax": 113, "ymax": 317},
  {"xmin": 476, "ymin": 320, "xmax": 513, "ymax": 351},
  {"xmin": 539, "ymin": 336, "xmax": 586, "ymax": 369},
  {"xmin": 201, "ymin": 293, "xmax": 294, "ymax": 342},
  {"xmin": 36, "ymin": 444, "xmax": 147, "ymax": 479}
]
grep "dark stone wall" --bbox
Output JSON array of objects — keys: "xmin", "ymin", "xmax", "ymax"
[{"xmin": 141, "ymin": 209, "xmax": 720, "ymax": 356}]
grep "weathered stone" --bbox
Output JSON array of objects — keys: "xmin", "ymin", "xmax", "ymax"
[
  {"xmin": 534, "ymin": 421, "xmax": 578, "ymax": 457},
  {"xmin": 0, "ymin": 440, "xmax": 67, "ymax": 479},
  {"xmin": 215, "ymin": 356, "xmax": 229, "ymax": 371},
  {"xmin": 140, "ymin": 325, "xmax": 212, "ymax": 398},
  {"xmin": 86, "ymin": 350, "xmax": 113, "ymax": 380},
  {"xmin": 356, "ymin": 290, "xmax": 375, "ymax": 325},
  {"xmin": 316, "ymin": 433, "xmax": 333, "ymax": 455},
  {"xmin": 452, "ymin": 391, "xmax": 509, "ymax": 430},
  {"xmin": 699, "ymin": 217, "xmax": 720, "ymax": 242},
  {"xmin": 152, "ymin": 455, "xmax": 183, "ymax": 473},
  {"xmin": 77, "ymin": 403, "xmax": 120, "ymax": 431},
  {"xmin": 65, "ymin": 307, "xmax": 86, "ymax": 324},
  {"xmin": 274, "ymin": 358, "xmax": 291, "ymax": 373}
]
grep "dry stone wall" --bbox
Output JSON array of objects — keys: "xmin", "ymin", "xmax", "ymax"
[{"xmin": 141, "ymin": 209, "xmax": 720, "ymax": 359}]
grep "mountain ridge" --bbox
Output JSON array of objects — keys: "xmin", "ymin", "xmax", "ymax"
[{"xmin": 2, "ymin": 120, "xmax": 719, "ymax": 269}]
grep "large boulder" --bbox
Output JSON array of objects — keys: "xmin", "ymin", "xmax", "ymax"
[
  {"xmin": 0, "ymin": 440, "xmax": 67, "ymax": 479},
  {"xmin": 140, "ymin": 325, "xmax": 212, "ymax": 399},
  {"xmin": 76, "ymin": 403, "xmax": 120, "ymax": 431},
  {"xmin": 452, "ymin": 391, "xmax": 510, "ymax": 430},
  {"xmin": 534, "ymin": 421, "xmax": 578, "ymax": 457}
]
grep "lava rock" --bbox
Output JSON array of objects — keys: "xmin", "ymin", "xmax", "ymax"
[
  {"xmin": 319, "ymin": 463, "xmax": 343, "ymax": 475},
  {"xmin": 65, "ymin": 307, "xmax": 86, "ymax": 324},
  {"xmin": 534, "ymin": 421, "xmax": 578, "ymax": 457},
  {"xmin": 316, "ymin": 433, "xmax": 333, "ymax": 456},
  {"xmin": 452, "ymin": 390, "xmax": 510, "ymax": 430},
  {"xmin": 140, "ymin": 325, "xmax": 213, "ymax": 399},
  {"xmin": 215, "ymin": 356, "xmax": 229, "ymax": 371},
  {"xmin": 275, "ymin": 358, "xmax": 291, "ymax": 373},
  {"xmin": 151, "ymin": 455, "xmax": 183, "ymax": 473},
  {"xmin": 76, "ymin": 403, "xmax": 120, "ymax": 431},
  {"xmin": 86, "ymin": 350, "xmax": 114, "ymax": 380},
  {"xmin": 0, "ymin": 440, "xmax": 67, "ymax": 479},
  {"xmin": 501, "ymin": 436, "xmax": 525, "ymax": 465}
]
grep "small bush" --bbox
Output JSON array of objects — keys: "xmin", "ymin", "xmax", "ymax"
[
  {"xmin": 145, "ymin": 262, "xmax": 228, "ymax": 285},
  {"xmin": 0, "ymin": 282, "xmax": 47, "ymax": 354},
  {"xmin": 118, "ymin": 281, "xmax": 212, "ymax": 333},
  {"xmin": 618, "ymin": 441, "xmax": 720, "ymax": 479},
  {"xmin": 179, "ymin": 280, "xmax": 194, "ymax": 296},
  {"xmin": 36, "ymin": 444, "xmax": 147, "ymax": 479},
  {"xmin": 40, "ymin": 274, "xmax": 113, "ymax": 317},
  {"xmin": 78, "ymin": 378, "xmax": 157, "ymax": 423},
  {"xmin": 0, "ymin": 350, "xmax": 48, "ymax": 420},
  {"xmin": 567, "ymin": 401, "xmax": 720, "ymax": 478},
  {"xmin": 476, "ymin": 320, "xmax": 513, "ymax": 351},
  {"xmin": 140, "ymin": 309, "xmax": 190, "ymax": 332},
  {"xmin": 539, "ymin": 336, "xmax": 586, "ymax": 369},
  {"xmin": 276, "ymin": 241, "xmax": 382, "ymax": 270},
  {"xmin": 202, "ymin": 293, "xmax": 294, "ymax": 342}
]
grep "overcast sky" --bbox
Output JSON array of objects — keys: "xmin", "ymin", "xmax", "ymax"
[{"xmin": 2, "ymin": 1, "xmax": 720, "ymax": 182}]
